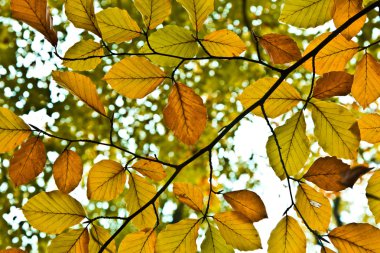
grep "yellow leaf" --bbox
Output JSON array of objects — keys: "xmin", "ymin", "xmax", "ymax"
[
  {"xmin": 223, "ymin": 190, "xmax": 267, "ymax": 222},
  {"xmin": 132, "ymin": 158, "xmax": 166, "ymax": 181},
  {"xmin": 202, "ymin": 29, "xmax": 246, "ymax": 57},
  {"xmin": 134, "ymin": 0, "xmax": 171, "ymax": 29},
  {"xmin": 259, "ymin": 33, "xmax": 302, "ymax": 64},
  {"xmin": 65, "ymin": 0, "xmax": 100, "ymax": 36},
  {"xmin": 118, "ymin": 229, "xmax": 156, "ymax": 253},
  {"xmin": 22, "ymin": 191, "xmax": 86, "ymax": 234},
  {"xmin": 329, "ymin": 223, "xmax": 380, "ymax": 252},
  {"xmin": 311, "ymin": 100, "xmax": 360, "ymax": 159},
  {"xmin": 140, "ymin": 25, "xmax": 198, "ymax": 67},
  {"xmin": 238, "ymin": 77, "xmax": 301, "ymax": 118},
  {"xmin": 321, "ymin": 247, "xmax": 336, "ymax": 253},
  {"xmin": 279, "ymin": 0, "xmax": 334, "ymax": 28},
  {"xmin": 0, "ymin": 107, "xmax": 31, "ymax": 153},
  {"xmin": 173, "ymin": 182, "xmax": 204, "ymax": 213},
  {"xmin": 52, "ymin": 71, "xmax": 107, "ymax": 116},
  {"xmin": 333, "ymin": 0, "xmax": 367, "ymax": 40},
  {"xmin": 126, "ymin": 173, "xmax": 157, "ymax": 229},
  {"xmin": 176, "ymin": 0, "xmax": 214, "ymax": 32},
  {"xmin": 9, "ymin": 137, "xmax": 46, "ymax": 186},
  {"xmin": 303, "ymin": 33, "xmax": 358, "ymax": 75},
  {"xmin": 89, "ymin": 225, "xmax": 116, "ymax": 253},
  {"xmin": 366, "ymin": 171, "xmax": 380, "ymax": 223},
  {"xmin": 53, "ymin": 150, "xmax": 83, "ymax": 194},
  {"xmin": 359, "ymin": 113, "xmax": 380, "ymax": 144},
  {"xmin": 201, "ymin": 225, "xmax": 234, "ymax": 253},
  {"xmin": 103, "ymin": 56, "xmax": 166, "ymax": 99},
  {"xmin": 156, "ymin": 219, "xmax": 200, "ymax": 253},
  {"xmin": 87, "ymin": 160, "xmax": 126, "ymax": 201},
  {"xmin": 351, "ymin": 53, "xmax": 380, "ymax": 108},
  {"xmin": 313, "ymin": 71, "xmax": 353, "ymax": 99},
  {"xmin": 266, "ymin": 111, "xmax": 310, "ymax": 180},
  {"xmin": 10, "ymin": 0, "xmax": 58, "ymax": 46},
  {"xmin": 214, "ymin": 211, "xmax": 261, "ymax": 251},
  {"xmin": 96, "ymin": 7, "xmax": 141, "ymax": 44},
  {"xmin": 48, "ymin": 228, "xmax": 89, "ymax": 253},
  {"xmin": 163, "ymin": 83, "xmax": 207, "ymax": 145},
  {"xmin": 267, "ymin": 216, "xmax": 306, "ymax": 253},
  {"xmin": 295, "ymin": 184, "xmax": 331, "ymax": 232},
  {"xmin": 62, "ymin": 40, "xmax": 104, "ymax": 71}
]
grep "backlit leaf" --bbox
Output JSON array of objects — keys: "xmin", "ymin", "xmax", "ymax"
[
  {"xmin": 65, "ymin": 0, "xmax": 100, "ymax": 36},
  {"xmin": 176, "ymin": 0, "xmax": 214, "ymax": 32},
  {"xmin": 53, "ymin": 150, "xmax": 83, "ymax": 194},
  {"xmin": 62, "ymin": 40, "xmax": 103, "ymax": 71},
  {"xmin": 173, "ymin": 182, "xmax": 204, "ymax": 213},
  {"xmin": 267, "ymin": 216, "xmax": 306, "ymax": 253},
  {"xmin": 311, "ymin": 100, "xmax": 360, "ymax": 159},
  {"xmin": 223, "ymin": 190, "xmax": 267, "ymax": 222},
  {"xmin": 202, "ymin": 29, "xmax": 246, "ymax": 57},
  {"xmin": 156, "ymin": 219, "xmax": 200, "ymax": 253},
  {"xmin": 295, "ymin": 184, "xmax": 331, "ymax": 232},
  {"xmin": 9, "ymin": 137, "xmax": 46, "ymax": 186},
  {"xmin": 340, "ymin": 165, "xmax": 372, "ymax": 188},
  {"xmin": 359, "ymin": 113, "xmax": 380, "ymax": 144},
  {"xmin": 87, "ymin": 160, "xmax": 126, "ymax": 201},
  {"xmin": 0, "ymin": 249, "xmax": 26, "ymax": 253},
  {"xmin": 52, "ymin": 71, "xmax": 107, "ymax": 116},
  {"xmin": 329, "ymin": 223, "xmax": 380, "ymax": 252},
  {"xmin": 214, "ymin": 211, "xmax": 262, "ymax": 251},
  {"xmin": 367, "ymin": 171, "xmax": 380, "ymax": 223},
  {"xmin": 132, "ymin": 158, "xmax": 166, "ymax": 181},
  {"xmin": 351, "ymin": 53, "xmax": 380, "ymax": 108},
  {"xmin": 96, "ymin": 7, "xmax": 141, "ymax": 44},
  {"xmin": 48, "ymin": 228, "xmax": 89, "ymax": 253},
  {"xmin": 266, "ymin": 111, "xmax": 310, "ymax": 180},
  {"xmin": 134, "ymin": 0, "xmax": 171, "ymax": 29},
  {"xmin": 89, "ymin": 225, "xmax": 116, "ymax": 253},
  {"xmin": 313, "ymin": 71, "xmax": 353, "ymax": 99},
  {"xmin": 118, "ymin": 229, "xmax": 156, "ymax": 253},
  {"xmin": 238, "ymin": 77, "xmax": 301, "ymax": 118},
  {"xmin": 163, "ymin": 83, "xmax": 207, "ymax": 145},
  {"xmin": 22, "ymin": 191, "xmax": 86, "ymax": 234},
  {"xmin": 103, "ymin": 56, "xmax": 166, "ymax": 99},
  {"xmin": 259, "ymin": 33, "xmax": 302, "ymax": 64},
  {"xmin": 333, "ymin": 0, "xmax": 366, "ymax": 40},
  {"xmin": 303, "ymin": 33, "xmax": 358, "ymax": 75},
  {"xmin": 201, "ymin": 225, "xmax": 234, "ymax": 253},
  {"xmin": 0, "ymin": 107, "xmax": 31, "ymax": 153}
]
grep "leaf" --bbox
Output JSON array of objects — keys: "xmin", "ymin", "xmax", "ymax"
[
  {"xmin": 118, "ymin": 229, "xmax": 156, "ymax": 253},
  {"xmin": 303, "ymin": 156, "xmax": 350, "ymax": 191},
  {"xmin": 52, "ymin": 71, "xmax": 107, "ymax": 116},
  {"xmin": 9, "ymin": 137, "xmax": 46, "ymax": 187},
  {"xmin": 311, "ymin": 100, "xmax": 360, "ymax": 159},
  {"xmin": 176, "ymin": 0, "xmax": 214, "ymax": 32},
  {"xmin": 10, "ymin": 0, "xmax": 58, "ymax": 46},
  {"xmin": 259, "ymin": 33, "xmax": 302, "ymax": 64},
  {"xmin": 358, "ymin": 113, "xmax": 380, "ymax": 144},
  {"xmin": 22, "ymin": 191, "xmax": 86, "ymax": 234},
  {"xmin": 173, "ymin": 182, "xmax": 204, "ymax": 213},
  {"xmin": 65, "ymin": 0, "xmax": 100, "ymax": 36},
  {"xmin": 329, "ymin": 223, "xmax": 380, "ymax": 252},
  {"xmin": 279, "ymin": 0, "xmax": 334, "ymax": 28},
  {"xmin": 238, "ymin": 77, "xmax": 301, "ymax": 118},
  {"xmin": 96, "ymin": 7, "xmax": 141, "ymax": 44},
  {"xmin": 103, "ymin": 56, "xmax": 166, "ymax": 99},
  {"xmin": 266, "ymin": 111, "xmax": 310, "ymax": 180},
  {"xmin": 132, "ymin": 158, "xmax": 166, "ymax": 181},
  {"xmin": 89, "ymin": 225, "xmax": 116, "ymax": 253},
  {"xmin": 201, "ymin": 225, "xmax": 234, "ymax": 253},
  {"xmin": 223, "ymin": 190, "xmax": 267, "ymax": 222},
  {"xmin": 156, "ymin": 219, "xmax": 200, "ymax": 253},
  {"xmin": 48, "ymin": 228, "xmax": 89, "ymax": 253},
  {"xmin": 87, "ymin": 160, "xmax": 126, "ymax": 201},
  {"xmin": 267, "ymin": 216, "xmax": 306, "ymax": 253},
  {"xmin": 313, "ymin": 71, "xmax": 353, "ymax": 99},
  {"xmin": 367, "ymin": 171, "xmax": 380, "ymax": 223},
  {"xmin": 333, "ymin": 0, "xmax": 367, "ymax": 40},
  {"xmin": 340, "ymin": 165, "xmax": 372, "ymax": 188},
  {"xmin": 214, "ymin": 211, "xmax": 261, "ymax": 251},
  {"xmin": 321, "ymin": 247, "xmax": 336, "ymax": 253},
  {"xmin": 134, "ymin": 0, "xmax": 171, "ymax": 29},
  {"xmin": 351, "ymin": 53, "xmax": 380, "ymax": 108},
  {"xmin": 62, "ymin": 40, "xmax": 104, "ymax": 71},
  {"xmin": 0, "ymin": 249, "xmax": 26, "ymax": 253},
  {"xmin": 53, "ymin": 150, "xmax": 83, "ymax": 194},
  {"xmin": 295, "ymin": 184, "xmax": 331, "ymax": 232},
  {"xmin": 202, "ymin": 29, "xmax": 246, "ymax": 57},
  {"xmin": 163, "ymin": 82, "xmax": 207, "ymax": 145},
  {"xmin": 303, "ymin": 33, "xmax": 358, "ymax": 75},
  {"xmin": 140, "ymin": 25, "xmax": 198, "ymax": 67},
  {"xmin": 126, "ymin": 173, "xmax": 157, "ymax": 229},
  {"xmin": 0, "ymin": 107, "xmax": 31, "ymax": 153}
]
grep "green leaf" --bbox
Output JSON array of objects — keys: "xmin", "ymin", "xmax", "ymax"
[
  {"xmin": 62, "ymin": 40, "xmax": 104, "ymax": 71},
  {"xmin": 201, "ymin": 225, "xmax": 234, "ymax": 253}
]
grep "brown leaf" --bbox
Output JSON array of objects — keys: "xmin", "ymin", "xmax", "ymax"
[
  {"xmin": 53, "ymin": 150, "xmax": 83, "ymax": 194},
  {"xmin": 313, "ymin": 71, "xmax": 353, "ymax": 99},
  {"xmin": 260, "ymin": 33, "xmax": 302, "ymax": 64},
  {"xmin": 340, "ymin": 165, "xmax": 373, "ymax": 188}
]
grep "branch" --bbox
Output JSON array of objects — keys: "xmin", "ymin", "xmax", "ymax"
[{"xmin": 242, "ymin": 0, "xmax": 262, "ymax": 61}]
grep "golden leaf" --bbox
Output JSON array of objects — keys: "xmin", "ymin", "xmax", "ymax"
[
  {"xmin": 89, "ymin": 225, "xmax": 116, "ymax": 253},
  {"xmin": 313, "ymin": 71, "xmax": 353, "ymax": 99},
  {"xmin": 333, "ymin": 0, "xmax": 366, "ymax": 40},
  {"xmin": 53, "ymin": 150, "xmax": 83, "ymax": 194},
  {"xmin": 202, "ymin": 29, "xmax": 246, "ymax": 57},
  {"xmin": 62, "ymin": 40, "xmax": 104, "ymax": 71},
  {"xmin": 366, "ymin": 171, "xmax": 380, "ymax": 223},
  {"xmin": 260, "ymin": 33, "xmax": 302, "ymax": 64},
  {"xmin": 132, "ymin": 158, "xmax": 166, "ymax": 181},
  {"xmin": 173, "ymin": 182, "xmax": 204, "ymax": 213},
  {"xmin": 118, "ymin": 229, "xmax": 156, "ymax": 253},
  {"xmin": 176, "ymin": 0, "xmax": 214, "ymax": 32},
  {"xmin": 65, "ymin": 0, "xmax": 100, "ymax": 36},
  {"xmin": 48, "ymin": 228, "xmax": 89, "ymax": 253},
  {"xmin": 358, "ymin": 113, "xmax": 380, "ymax": 144},
  {"xmin": 134, "ymin": 0, "xmax": 171, "ymax": 29},
  {"xmin": 201, "ymin": 225, "xmax": 234, "ymax": 253}
]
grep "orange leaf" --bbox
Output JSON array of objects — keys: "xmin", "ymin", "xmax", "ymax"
[
  {"xmin": 173, "ymin": 182, "xmax": 204, "ymax": 213},
  {"xmin": 260, "ymin": 33, "xmax": 302, "ymax": 64},
  {"xmin": 89, "ymin": 225, "xmax": 116, "ymax": 253},
  {"xmin": 202, "ymin": 29, "xmax": 247, "ymax": 57},
  {"xmin": 119, "ymin": 229, "xmax": 156, "ymax": 253},
  {"xmin": 0, "ymin": 249, "xmax": 26, "ymax": 253},
  {"xmin": 358, "ymin": 113, "xmax": 380, "ymax": 144},
  {"xmin": 48, "ymin": 228, "xmax": 89, "ymax": 253},
  {"xmin": 313, "ymin": 71, "xmax": 353, "ymax": 99},
  {"xmin": 132, "ymin": 158, "xmax": 166, "ymax": 181},
  {"xmin": 53, "ymin": 150, "xmax": 83, "ymax": 194}
]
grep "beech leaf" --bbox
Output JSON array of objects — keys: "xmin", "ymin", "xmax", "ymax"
[
  {"xmin": 89, "ymin": 225, "xmax": 116, "ymax": 253},
  {"xmin": 340, "ymin": 165, "xmax": 372, "ymax": 188},
  {"xmin": 313, "ymin": 71, "xmax": 353, "ymax": 99},
  {"xmin": 358, "ymin": 113, "xmax": 380, "ymax": 144},
  {"xmin": 260, "ymin": 33, "xmax": 302, "ymax": 64},
  {"xmin": 62, "ymin": 40, "xmax": 104, "ymax": 71},
  {"xmin": 132, "ymin": 158, "xmax": 166, "ymax": 181},
  {"xmin": 53, "ymin": 150, "xmax": 83, "ymax": 194},
  {"xmin": 48, "ymin": 228, "xmax": 89, "ymax": 253},
  {"xmin": 201, "ymin": 225, "xmax": 234, "ymax": 253},
  {"xmin": 173, "ymin": 182, "xmax": 204, "ymax": 213},
  {"xmin": 134, "ymin": 0, "xmax": 171, "ymax": 30},
  {"xmin": 118, "ymin": 229, "xmax": 156, "ymax": 253},
  {"xmin": 366, "ymin": 171, "xmax": 380, "ymax": 223},
  {"xmin": 202, "ymin": 29, "xmax": 247, "ymax": 57},
  {"xmin": 65, "ymin": 0, "xmax": 100, "ymax": 36},
  {"xmin": 176, "ymin": 0, "xmax": 214, "ymax": 32}
]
